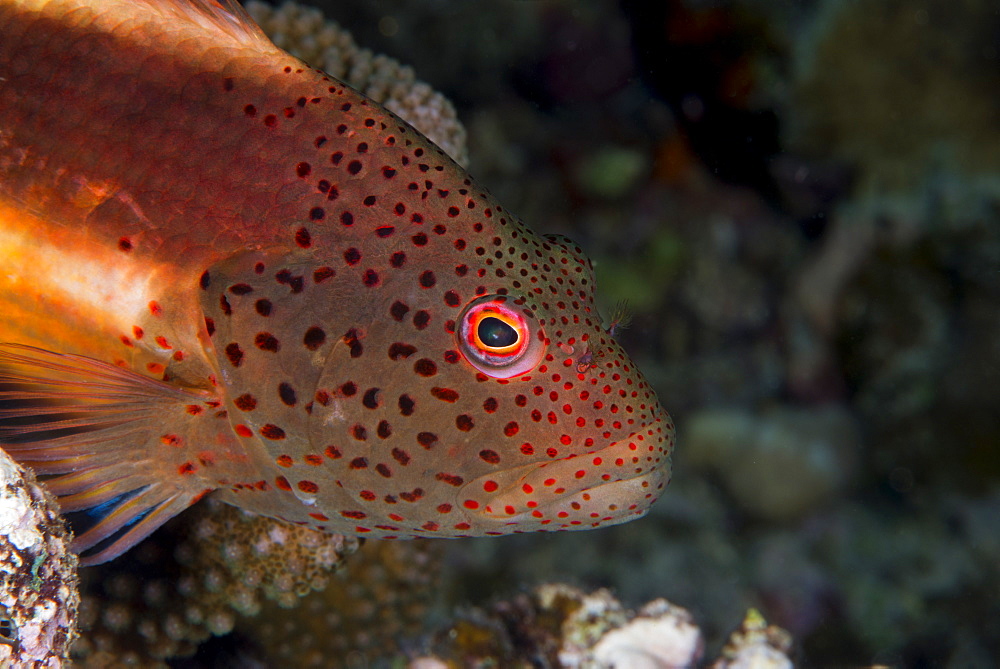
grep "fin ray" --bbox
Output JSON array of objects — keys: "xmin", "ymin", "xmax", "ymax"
[{"xmin": 0, "ymin": 343, "xmax": 229, "ymax": 564}]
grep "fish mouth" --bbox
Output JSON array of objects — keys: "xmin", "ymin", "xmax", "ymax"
[{"xmin": 458, "ymin": 426, "xmax": 672, "ymax": 532}]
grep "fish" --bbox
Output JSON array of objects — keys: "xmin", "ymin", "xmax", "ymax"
[{"xmin": 0, "ymin": 0, "xmax": 674, "ymax": 566}]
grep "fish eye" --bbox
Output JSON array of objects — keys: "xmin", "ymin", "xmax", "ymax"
[{"xmin": 458, "ymin": 296, "xmax": 545, "ymax": 378}]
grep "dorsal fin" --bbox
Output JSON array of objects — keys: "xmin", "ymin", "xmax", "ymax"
[
  {"xmin": 0, "ymin": 344, "xmax": 236, "ymax": 565},
  {"xmin": 135, "ymin": 0, "xmax": 273, "ymax": 49}
]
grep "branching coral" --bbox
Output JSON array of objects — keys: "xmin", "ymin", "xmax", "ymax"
[{"xmin": 245, "ymin": 0, "xmax": 469, "ymax": 167}]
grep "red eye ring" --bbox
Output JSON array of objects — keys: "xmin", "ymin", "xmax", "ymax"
[{"xmin": 457, "ymin": 295, "xmax": 546, "ymax": 378}]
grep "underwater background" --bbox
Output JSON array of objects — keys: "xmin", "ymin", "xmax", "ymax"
[{"xmin": 47, "ymin": 0, "xmax": 1000, "ymax": 666}]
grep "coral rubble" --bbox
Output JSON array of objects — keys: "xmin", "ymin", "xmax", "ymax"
[{"xmin": 0, "ymin": 448, "xmax": 78, "ymax": 667}]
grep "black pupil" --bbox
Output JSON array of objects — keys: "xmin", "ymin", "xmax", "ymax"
[{"xmin": 478, "ymin": 316, "xmax": 518, "ymax": 348}]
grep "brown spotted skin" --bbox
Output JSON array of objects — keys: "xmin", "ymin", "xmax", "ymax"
[{"xmin": 0, "ymin": 0, "xmax": 673, "ymax": 541}]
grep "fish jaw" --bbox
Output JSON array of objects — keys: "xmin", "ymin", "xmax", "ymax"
[{"xmin": 455, "ymin": 415, "xmax": 673, "ymax": 533}]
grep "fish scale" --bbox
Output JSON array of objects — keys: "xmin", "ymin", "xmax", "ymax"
[{"xmin": 0, "ymin": 0, "xmax": 674, "ymax": 565}]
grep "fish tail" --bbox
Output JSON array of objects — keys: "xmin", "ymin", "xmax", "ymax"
[{"xmin": 0, "ymin": 344, "xmax": 227, "ymax": 565}]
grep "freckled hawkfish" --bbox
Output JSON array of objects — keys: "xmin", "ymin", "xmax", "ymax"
[{"xmin": 0, "ymin": 0, "xmax": 674, "ymax": 565}]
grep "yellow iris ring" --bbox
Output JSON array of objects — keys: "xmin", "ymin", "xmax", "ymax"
[{"xmin": 469, "ymin": 308, "xmax": 524, "ymax": 356}]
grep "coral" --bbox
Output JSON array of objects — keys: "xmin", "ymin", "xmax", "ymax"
[
  {"xmin": 711, "ymin": 608, "xmax": 793, "ymax": 669},
  {"xmin": 244, "ymin": 538, "xmax": 444, "ymax": 666},
  {"xmin": 0, "ymin": 447, "xmax": 78, "ymax": 667},
  {"xmin": 72, "ymin": 500, "xmax": 358, "ymax": 665},
  {"xmin": 245, "ymin": 0, "xmax": 469, "ymax": 167},
  {"xmin": 416, "ymin": 584, "xmax": 795, "ymax": 668}
]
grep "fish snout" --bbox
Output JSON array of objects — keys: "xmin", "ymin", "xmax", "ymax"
[{"xmin": 458, "ymin": 418, "xmax": 673, "ymax": 532}]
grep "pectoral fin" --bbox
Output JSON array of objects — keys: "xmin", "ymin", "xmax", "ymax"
[{"xmin": 0, "ymin": 344, "xmax": 233, "ymax": 565}]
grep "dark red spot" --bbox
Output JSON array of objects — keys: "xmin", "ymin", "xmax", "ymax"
[
  {"xmin": 363, "ymin": 195, "xmax": 376, "ymax": 206},
  {"xmin": 382, "ymin": 166, "xmax": 396, "ymax": 178},
  {"xmin": 324, "ymin": 445, "xmax": 342, "ymax": 459},
  {"xmin": 278, "ymin": 382, "xmax": 297, "ymax": 406},
  {"xmin": 234, "ymin": 394, "xmax": 257, "ymax": 411},
  {"xmin": 375, "ymin": 463, "xmax": 392, "ymax": 478},
  {"xmin": 377, "ymin": 420, "xmax": 392, "ymax": 438},
  {"xmin": 298, "ymin": 480, "xmax": 319, "ymax": 494},
  {"xmin": 413, "ymin": 310, "xmax": 430, "ymax": 330},
  {"xmin": 264, "ymin": 114, "xmax": 277, "ymax": 127},
  {"xmin": 412, "ymin": 232, "xmax": 428, "ymax": 246},
  {"xmin": 504, "ymin": 422, "xmax": 519, "ymax": 437},
  {"xmin": 254, "ymin": 332, "xmax": 280, "ymax": 352},
  {"xmin": 340, "ymin": 381, "xmax": 357, "ymax": 397},
  {"xmin": 436, "ymin": 473, "xmax": 464, "ymax": 486},
  {"xmin": 456, "ymin": 415, "xmax": 474, "ymax": 432},
  {"xmin": 344, "ymin": 248, "xmax": 361, "ymax": 265},
  {"xmin": 309, "ymin": 206, "xmax": 326, "ymax": 221},
  {"xmin": 178, "ymin": 462, "xmax": 196, "ymax": 475},
  {"xmin": 431, "ymin": 387, "xmax": 459, "ymax": 403},
  {"xmin": 362, "ymin": 269, "xmax": 380, "ymax": 287},
  {"xmin": 417, "ymin": 432, "xmax": 438, "ymax": 448},
  {"xmin": 347, "ymin": 160, "xmax": 362, "ymax": 175},
  {"xmin": 444, "ymin": 350, "xmax": 460, "ymax": 364},
  {"xmin": 296, "ymin": 162, "xmax": 311, "ymax": 177},
  {"xmin": 254, "ymin": 299, "xmax": 272, "ymax": 316},
  {"xmin": 343, "ymin": 328, "xmax": 363, "ymax": 358},
  {"xmin": 199, "ymin": 271, "xmax": 211, "ymax": 289},
  {"xmin": 276, "ymin": 455, "xmax": 293, "ymax": 467},
  {"xmin": 389, "ymin": 301, "xmax": 410, "ymax": 321},
  {"xmin": 414, "ymin": 359, "xmax": 437, "ymax": 377},
  {"xmin": 350, "ymin": 457, "xmax": 368, "ymax": 469},
  {"xmin": 260, "ymin": 424, "xmax": 286, "ymax": 440},
  {"xmin": 399, "ymin": 394, "xmax": 415, "ymax": 416},
  {"xmin": 342, "ymin": 510, "xmax": 367, "ymax": 519},
  {"xmin": 219, "ymin": 294, "xmax": 232, "ymax": 315},
  {"xmin": 244, "ymin": 104, "xmax": 256, "ymax": 117},
  {"xmin": 341, "ymin": 211, "xmax": 354, "ymax": 226},
  {"xmin": 390, "ymin": 251, "xmax": 406, "ymax": 267},
  {"xmin": 479, "ymin": 449, "xmax": 500, "ymax": 464},
  {"xmin": 444, "ymin": 291, "xmax": 460, "ymax": 307},
  {"xmin": 118, "ymin": 237, "xmax": 133, "ymax": 252},
  {"xmin": 304, "ymin": 454, "xmax": 323, "ymax": 466},
  {"xmin": 419, "ymin": 270, "xmax": 436, "ymax": 288},
  {"xmin": 313, "ymin": 266, "xmax": 335, "ymax": 283},
  {"xmin": 303, "ymin": 326, "xmax": 326, "ymax": 350},
  {"xmin": 225, "ymin": 343, "xmax": 243, "ymax": 367},
  {"xmin": 362, "ymin": 387, "xmax": 381, "ymax": 409},
  {"xmin": 351, "ymin": 424, "xmax": 367, "ymax": 440},
  {"xmin": 447, "ymin": 206, "xmax": 460, "ymax": 217},
  {"xmin": 483, "ymin": 398, "xmax": 498, "ymax": 413},
  {"xmin": 376, "ymin": 226, "xmax": 395, "ymax": 238},
  {"xmin": 389, "ymin": 342, "xmax": 417, "ymax": 360}
]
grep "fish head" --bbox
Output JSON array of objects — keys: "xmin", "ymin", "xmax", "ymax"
[{"xmin": 302, "ymin": 212, "xmax": 675, "ymax": 538}]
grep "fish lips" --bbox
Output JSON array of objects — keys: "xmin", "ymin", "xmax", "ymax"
[{"xmin": 458, "ymin": 429, "xmax": 671, "ymax": 531}]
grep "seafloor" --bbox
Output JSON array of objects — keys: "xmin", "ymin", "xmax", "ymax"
[{"xmin": 14, "ymin": 0, "xmax": 1000, "ymax": 667}]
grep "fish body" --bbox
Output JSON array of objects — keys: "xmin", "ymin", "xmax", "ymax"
[{"xmin": 0, "ymin": 0, "xmax": 674, "ymax": 565}]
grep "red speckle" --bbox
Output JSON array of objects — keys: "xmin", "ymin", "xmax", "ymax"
[
  {"xmin": 276, "ymin": 455, "xmax": 293, "ymax": 467},
  {"xmin": 149, "ymin": 301, "xmax": 162, "ymax": 317},
  {"xmin": 132, "ymin": 326, "xmax": 144, "ymax": 339},
  {"xmin": 463, "ymin": 500, "xmax": 479, "ymax": 510},
  {"xmin": 235, "ymin": 424, "xmax": 253, "ymax": 437},
  {"xmin": 275, "ymin": 476, "xmax": 291, "ymax": 491},
  {"xmin": 298, "ymin": 480, "xmax": 319, "ymax": 494},
  {"xmin": 178, "ymin": 462, "xmax": 196, "ymax": 475},
  {"xmin": 483, "ymin": 480, "xmax": 498, "ymax": 493},
  {"xmin": 155, "ymin": 335, "xmax": 171, "ymax": 349},
  {"xmin": 304, "ymin": 454, "xmax": 323, "ymax": 466}
]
